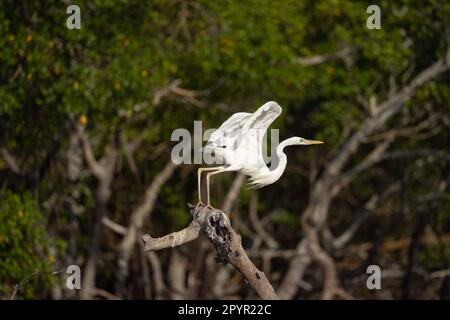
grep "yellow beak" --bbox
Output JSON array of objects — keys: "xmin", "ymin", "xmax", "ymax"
[{"xmin": 305, "ymin": 139, "xmax": 324, "ymax": 145}]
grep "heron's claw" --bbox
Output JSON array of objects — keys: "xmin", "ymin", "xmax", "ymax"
[{"xmin": 196, "ymin": 201, "xmax": 206, "ymax": 208}]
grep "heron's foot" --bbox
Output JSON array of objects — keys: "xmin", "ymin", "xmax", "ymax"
[
  {"xmin": 196, "ymin": 201, "xmax": 206, "ymax": 208},
  {"xmin": 206, "ymin": 204, "xmax": 214, "ymax": 209}
]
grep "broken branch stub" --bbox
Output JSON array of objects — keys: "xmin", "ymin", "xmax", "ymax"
[{"xmin": 142, "ymin": 204, "xmax": 279, "ymax": 300}]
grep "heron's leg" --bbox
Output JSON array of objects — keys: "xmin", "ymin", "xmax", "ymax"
[
  {"xmin": 206, "ymin": 169, "xmax": 225, "ymax": 207},
  {"xmin": 197, "ymin": 167, "xmax": 222, "ymax": 205}
]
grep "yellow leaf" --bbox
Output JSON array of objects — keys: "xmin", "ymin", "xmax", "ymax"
[{"xmin": 79, "ymin": 115, "xmax": 88, "ymax": 125}]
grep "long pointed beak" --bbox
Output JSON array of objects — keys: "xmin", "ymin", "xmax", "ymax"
[{"xmin": 305, "ymin": 139, "xmax": 324, "ymax": 145}]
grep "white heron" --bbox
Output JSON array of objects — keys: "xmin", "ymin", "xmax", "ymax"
[{"xmin": 198, "ymin": 101, "xmax": 323, "ymax": 207}]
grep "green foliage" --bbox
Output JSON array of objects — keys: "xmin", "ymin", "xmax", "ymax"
[
  {"xmin": 0, "ymin": 0, "xmax": 449, "ymax": 299},
  {"xmin": 0, "ymin": 191, "xmax": 54, "ymax": 299}
]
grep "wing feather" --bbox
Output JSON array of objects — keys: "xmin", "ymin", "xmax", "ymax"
[
  {"xmin": 241, "ymin": 101, "xmax": 282, "ymax": 134},
  {"xmin": 203, "ymin": 101, "xmax": 282, "ymax": 169},
  {"xmin": 206, "ymin": 112, "xmax": 251, "ymax": 148},
  {"xmin": 237, "ymin": 101, "xmax": 282, "ymax": 167}
]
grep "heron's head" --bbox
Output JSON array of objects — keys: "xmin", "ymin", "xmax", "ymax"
[{"xmin": 295, "ymin": 137, "xmax": 324, "ymax": 145}]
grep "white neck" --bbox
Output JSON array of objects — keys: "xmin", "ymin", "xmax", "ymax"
[{"xmin": 267, "ymin": 137, "xmax": 298, "ymax": 182}]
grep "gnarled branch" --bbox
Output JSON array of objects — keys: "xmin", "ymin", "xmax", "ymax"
[{"xmin": 142, "ymin": 204, "xmax": 279, "ymax": 300}]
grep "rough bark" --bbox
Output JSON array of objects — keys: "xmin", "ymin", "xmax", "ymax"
[{"xmin": 142, "ymin": 204, "xmax": 279, "ymax": 300}]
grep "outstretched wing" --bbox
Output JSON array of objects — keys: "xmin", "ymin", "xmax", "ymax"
[
  {"xmin": 205, "ymin": 112, "xmax": 252, "ymax": 149},
  {"xmin": 241, "ymin": 101, "xmax": 282, "ymax": 135},
  {"xmin": 237, "ymin": 101, "xmax": 282, "ymax": 168},
  {"xmin": 202, "ymin": 112, "xmax": 252, "ymax": 164},
  {"xmin": 204, "ymin": 101, "xmax": 282, "ymax": 168}
]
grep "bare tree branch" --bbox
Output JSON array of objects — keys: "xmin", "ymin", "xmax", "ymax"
[
  {"xmin": 147, "ymin": 251, "xmax": 166, "ymax": 299},
  {"xmin": 331, "ymin": 182, "xmax": 402, "ymax": 250},
  {"xmin": 249, "ymin": 191, "xmax": 278, "ymax": 249},
  {"xmin": 327, "ymin": 50, "xmax": 450, "ymax": 180},
  {"xmin": 77, "ymin": 126, "xmax": 105, "ymax": 179},
  {"xmin": 143, "ymin": 204, "xmax": 279, "ymax": 300},
  {"xmin": 222, "ymin": 174, "xmax": 246, "ymax": 213},
  {"xmin": 102, "ymin": 217, "xmax": 127, "ymax": 236},
  {"xmin": 279, "ymin": 48, "xmax": 450, "ymax": 299},
  {"xmin": 84, "ymin": 288, "xmax": 122, "ymax": 300},
  {"xmin": 116, "ymin": 161, "xmax": 177, "ymax": 295},
  {"xmin": 295, "ymin": 46, "xmax": 357, "ymax": 67},
  {"xmin": 1, "ymin": 148, "xmax": 22, "ymax": 175},
  {"xmin": 301, "ymin": 215, "xmax": 353, "ymax": 300},
  {"xmin": 9, "ymin": 270, "xmax": 63, "ymax": 300},
  {"xmin": 78, "ymin": 127, "xmax": 119, "ymax": 299}
]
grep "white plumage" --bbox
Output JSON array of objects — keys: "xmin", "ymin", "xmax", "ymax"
[{"xmin": 198, "ymin": 101, "xmax": 323, "ymax": 206}]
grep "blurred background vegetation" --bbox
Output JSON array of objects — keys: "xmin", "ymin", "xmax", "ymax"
[{"xmin": 0, "ymin": 0, "xmax": 449, "ymax": 299}]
